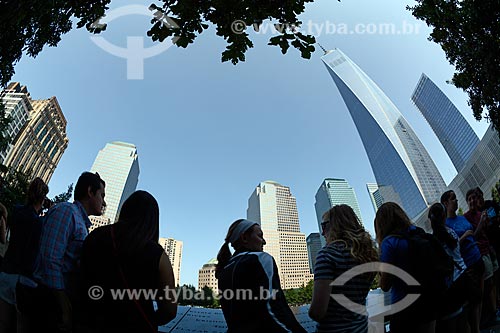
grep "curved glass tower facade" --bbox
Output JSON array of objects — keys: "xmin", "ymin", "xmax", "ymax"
[
  {"xmin": 322, "ymin": 49, "xmax": 446, "ymax": 218},
  {"xmin": 411, "ymin": 73, "xmax": 479, "ymax": 172},
  {"xmin": 91, "ymin": 141, "xmax": 140, "ymax": 223}
]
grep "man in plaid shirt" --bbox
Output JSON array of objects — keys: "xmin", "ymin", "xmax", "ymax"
[{"xmin": 17, "ymin": 172, "xmax": 105, "ymax": 332}]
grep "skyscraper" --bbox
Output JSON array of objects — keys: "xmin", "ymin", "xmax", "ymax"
[
  {"xmin": 90, "ymin": 142, "xmax": 139, "ymax": 225},
  {"xmin": 322, "ymin": 49, "xmax": 446, "ymax": 218},
  {"xmin": 366, "ymin": 183, "xmax": 383, "ymax": 213},
  {"xmin": 1, "ymin": 82, "xmax": 68, "ymax": 182},
  {"xmin": 0, "ymin": 83, "xmax": 31, "ymax": 164},
  {"xmin": 159, "ymin": 237, "xmax": 183, "ymax": 287},
  {"xmin": 314, "ymin": 178, "xmax": 363, "ymax": 246},
  {"xmin": 306, "ymin": 233, "xmax": 322, "ymax": 274},
  {"xmin": 198, "ymin": 258, "xmax": 218, "ymax": 291},
  {"xmin": 247, "ymin": 181, "xmax": 313, "ymax": 289},
  {"xmin": 411, "ymin": 73, "xmax": 479, "ymax": 172}
]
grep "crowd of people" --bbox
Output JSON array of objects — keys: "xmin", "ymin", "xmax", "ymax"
[{"xmin": 0, "ymin": 170, "xmax": 499, "ymax": 333}]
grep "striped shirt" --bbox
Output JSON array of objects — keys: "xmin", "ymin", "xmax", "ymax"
[
  {"xmin": 34, "ymin": 201, "xmax": 91, "ymax": 290},
  {"xmin": 314, "ymin": 241, "xmax": 373, "ymax": 333}
]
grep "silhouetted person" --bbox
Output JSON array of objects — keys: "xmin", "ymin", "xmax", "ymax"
[
  {"xmin": 0, "ymin": 178, "xmax": 48, "ymax": 333},
  {"xmin": 81, "ymin": 190, "xmax": 177, "ymax": 332},
  {"xmin": 441, "ymin": 190, "xmax": 484, "ymax": 333},
  {"xmin": 16, "ymin": 172, "xmax": 105, "ymax": 333},
  {"xmin": 216, "ymin": 219, "xmax": 306, "ymax": 333},
  {"xmin": 309, "ymin": 205, "xmax": 378, "ymax": 333},
  {"xmin": 375, "ymin": 202, "xmax": 437, "ymax": 333}
]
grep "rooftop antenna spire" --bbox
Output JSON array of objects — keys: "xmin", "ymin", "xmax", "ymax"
[{"xmin": 317, "ymin": 43, "xmax": 328, "ymax": 55}]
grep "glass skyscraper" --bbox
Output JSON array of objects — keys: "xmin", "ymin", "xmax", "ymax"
[
  {"xmin": 314, "ymin": 178, "xmax": 362, "ymax": 246},
  {"xmin": 411, "ymin": 73, "xmax": 479, "ymax": 172},
  {"xmin": 306, "ymin": 233, "xmax": 322, "ymax": 273},
  {"xmin": 90, "ymin": 141, "xmax": 140, "ymax": 223},
  {"xmin": 366, "ymin": 183, "xmax": 383, "ymax": 213},
  {"xmin": 322, "ymin": 49, "xmax": 446, "ymax": 218}
]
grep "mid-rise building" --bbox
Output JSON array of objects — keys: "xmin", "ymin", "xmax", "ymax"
[
  {"xmin": 414, "ymin": 125, "xmax": 500, "ymax": 232},
  {"xmin": 159, "ymin": 237, "xmax": 183, "ymax": 287},
  {"xmin": 411, "ymin": 73, "xmax": 479, "ymax": 172},
  {"xmin": 198, "ymin": 258, "xmax": 218, "ymax": 292},
  {"xmin": 447, "ymin": 125, "xmax": 500, "ymax": 214},
  {"xmin": 366, "ymin": 183, "xmax": 383, "ymax": 213},
  {"xmin": 1, "ymin": 82, "xmax": 68, "ymax": 182},
  {"xmin": 322, "ymin": 49, "xmax": 446, "ymax": 218},
  {"xmin": 314, "ymin": 178, "xmax": 362, "ymax": 246},
  {"xmin": 90, "ymin": 142, "xmax": 139, "ymax": 225},
  {"xmin": 88, "ymin": 216, "xmax": 112, "ymax": 233},
  {"xmin": 306, "ymin": 233, "xmax": 322, "ymax": 274},
  {"xmin": 247, "ymin": 181, "xmax": 313, "ymax": 289}
]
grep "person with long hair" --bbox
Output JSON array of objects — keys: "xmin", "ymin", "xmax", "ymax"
[
  {"xmin": 428, "ymin": 203, "xmax": 470, "ymax": 333},
  {"xmin": 441, "ymin": 190, "xmax": 484, "ymax": 333},
  {"xmin": 81, "ymin": 190, "xmax": 177, "ymax": 332},
  {"xmin": 374, "ymin": 202, "xmax": 436, "ymax": 333},
  {"xmin": 216, "ymin": 219, "xmax": 306, "ymax": 333},
  {"xmin": 309, "ymin": 205, "xmax": 378, "ymax": 333},
  {"xmin": 0, "ymin": 177, "xmax": 48, "ymax": 333}
]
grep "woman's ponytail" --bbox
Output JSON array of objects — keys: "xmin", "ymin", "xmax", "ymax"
[{"xmin": 215, "ymin": 219, "xmax": 244, "ymax": 279}]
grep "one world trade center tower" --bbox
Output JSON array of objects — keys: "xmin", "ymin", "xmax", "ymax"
[{"xmin": 322, "ymin": 49, "xmax": 446, "ymax": 218}]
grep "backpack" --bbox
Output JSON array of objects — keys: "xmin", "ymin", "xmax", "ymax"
[{"xmin": 392, "ymin": 226, "xmax": 454, "ymax": 298}]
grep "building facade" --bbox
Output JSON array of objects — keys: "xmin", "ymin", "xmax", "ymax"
[
  {"xmin": 90, "ymin": 142, "xmax": 139, "ymax": 225},
  {"xmin": 411, "ymin": 73, "xmax": 479, "ymax": 172},
  {"xmin": 314, "ymin": 178, "xmax": 363, "ymax": 247},
  {"xmin": 159, "ymin": 237, "xmax": 183, "ymax": 287},
  {"xmin": 247, "ymin": 181, "xmax": 313, "ymax": 289},
  {"xmin": 306, "ymin": 233, "xmax": 322, "ymax": 274},
  {"xmin": 366, "ymin": 183, "xmax": 383, "ymax": 213},
  {"xmin": 1, "ymin": 82, "xmax": 68, "ymax": 183},
  {"xmin": 447, "ymin": 125, "xmax": 500, "ymax": 214},
  {"xmin": 198, "ymin": 258, "xmax": 218, "ymax": 292},
  {"xmin": 322, "ymin": 49, "xmax": 446, "ymax": 218},
  {"xmin": 0, "ymin": 83, "xmax": 31, "ymax": 163}
]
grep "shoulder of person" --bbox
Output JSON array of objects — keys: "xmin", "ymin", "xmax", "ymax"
[
  {"xmin": 50, "ymin": 201, "xmax": 76, "ymax": 215},
  {"xmin": 83, "ymin": 225, "xmax": 109, "ymax": 244},
  {"xmin": 246, "ymin": 251, "xmax": 275, "ymax": 267},
  {"xmin": 321, "ymin": 241, "xmax": 349, "ymax": 255}
]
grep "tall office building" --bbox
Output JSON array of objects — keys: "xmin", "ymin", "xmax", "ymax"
[
  {"xmin": 314, "ymin": 178, "xmax": 363, "ymax": 246},
  {"xmin": 1, "ymin": 82, "xmax": 68, "ymax": 182},
  {"xmin": 247, "ymin": 181, "xmax": 313, "ymax": 289},
  {"xmin": 0, "ymin": 83, "xmax": 31, "ymax": 163},
  {"xmin": 159, "ymin": 238, "xmax": 183, "ymax": 287},
  {"xmin": 90, "ymin": 142, "xmax": 139, "ymax": 225},
  {"xmin": 411, "ymin": 73, "xmax": 479, "ymax": 172},
  {"xmin": 306, "ymin": 233, "xmax": 322, "ymax": 274},
  {"xmin": 322, "ymin": 49, "xmax": 446, "ymax": 218},
  {"xmin": 366, "ymin": 183, "xmax": 383, "ymax": 213},
  {"xmin": 198, "ymin": 258, "xmax": 218, "ymax": 291}
]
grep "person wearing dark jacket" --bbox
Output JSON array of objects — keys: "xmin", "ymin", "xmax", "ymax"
[
  {"xmin": 216, "ymin": 219, "xmax": 306, "ymax": 333},
  {"xmin": 0, "ymin": 177, "xmax": 48, "ymax": 333}
]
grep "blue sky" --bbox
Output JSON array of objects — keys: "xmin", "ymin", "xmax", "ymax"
[{"xmin": 11, "ymin": 0, "xmax": 489, "ymax": 286}]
